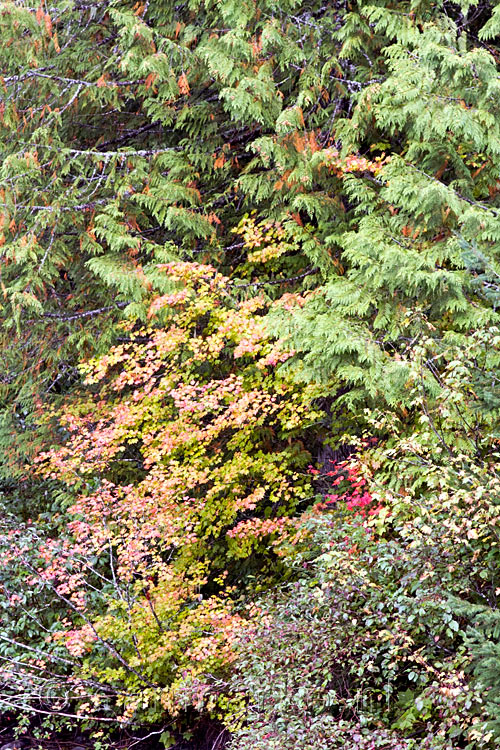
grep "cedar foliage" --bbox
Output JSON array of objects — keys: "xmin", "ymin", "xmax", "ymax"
[{"xmin": 1, "ymin": 0, "xmax": 500, "ymax": 747}]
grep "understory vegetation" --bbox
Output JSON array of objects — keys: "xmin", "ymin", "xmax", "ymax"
[{"xmin": 1, "ymin": 1, "xmax": 500, "ymax": 748}]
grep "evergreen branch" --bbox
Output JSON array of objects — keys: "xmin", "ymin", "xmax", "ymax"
[
  {"xmin": 40, "ymin": 302, "xmax": 129, "ymax": 322},
  {"xmin": 2, "ymin": 71, "xmax": 143, "ymax": 87},
  {"xmin": 23, "ymin": 146, "xmax": 181, "ymax": 157},
  {"xmin": 96, "ymin": 120, "xmax": 162, "ymax": 150},
  {"xmin": 406, "ymin": 162, "xmax": 500, "ymax": 218}
]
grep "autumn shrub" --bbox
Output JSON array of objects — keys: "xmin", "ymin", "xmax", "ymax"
[{"xmin": 0, "ymin": 261, "xmax": 326, "ymax": 731}]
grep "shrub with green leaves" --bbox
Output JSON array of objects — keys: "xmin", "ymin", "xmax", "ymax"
[{"xmin": 229, "ymin": 504, "xmax": 496, "ymax": 750}]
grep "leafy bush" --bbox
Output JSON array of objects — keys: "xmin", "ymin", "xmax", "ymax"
[
  {"xmin": 0, "ymin": 262, "xmax": 324, "ymax": 729},
  {"xmin": 229, "ymin": 506, "xmax": 495, "ymax": 750}
]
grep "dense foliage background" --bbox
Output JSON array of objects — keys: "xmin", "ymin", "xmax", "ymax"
[{"xmin": 1, "ymin": 0, "xmax": 500, "ymax": 747}]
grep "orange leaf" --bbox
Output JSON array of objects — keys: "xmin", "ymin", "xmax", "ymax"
[
  {"xmin": 177, "ymin": 72, "xmax": 190, "ymax": 95},
  {"xmin": 145, "ymin": 72, "xmax": 157, "ymax": 90},
  {"xmin": 472, "ymin": 162, "xmax": 487, "ymax": 180},
  {"xmin": 308, "ymin": 131, "xmax": 320, "ymax": 153},
  {"xmin": 44, "ymin": 13, "xmax": 53, "ymax": 36},
  {"xmin": 252, "ymin": 36, "xmax": 262, "ymax": 57},
  {"xmin": 434, "ymin": 159, "xmax": 449, "ymax": 180},
  {"xmin": 292, "ymin": 132, "xmax": 305, "ymax": 153}
]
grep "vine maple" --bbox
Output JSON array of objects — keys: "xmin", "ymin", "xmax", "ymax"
[{"xmin": 4, "ymin": 261, "xmax": 324, "ymax": 724}]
